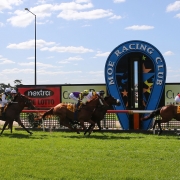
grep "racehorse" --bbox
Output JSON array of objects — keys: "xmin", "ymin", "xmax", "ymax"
[
  {"xmin": 84, "ymin": 95, "xmax": 121, "ymax": 135},
  {"xmin": 0, "ymin": 92, "xmax": 35, "ymax": 135},
  {"xmin": 42, "ymin": 94, "xmax": 108, "ymax": 134},
  {"xmin": 141, "ymin": 105, "xmax": 180, "ymax": 135}
]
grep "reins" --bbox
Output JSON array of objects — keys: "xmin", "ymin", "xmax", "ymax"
[
  {"xmin": 80, "ymin": 95, "xmax": 106, "ymax": 113},
  {"xmin": 10, "ymin": 94, "xmax": 33, "ymax": 109}
]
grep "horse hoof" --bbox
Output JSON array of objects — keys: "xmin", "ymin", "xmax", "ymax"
[
  {"xmin": 77, "ymin": 131, "xmax": 80, "ymax": 134},
  {"xmin": 29, "ymin": 132, "xmax": 33, "ymax": 135}
]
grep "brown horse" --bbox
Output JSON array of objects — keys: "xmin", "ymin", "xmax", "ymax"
[
  {"xmin": 42, "ymin": 94, "xmax": 108, "ymax": 134},
  {"xmin": 0, "ymin": 92, "xmax": 35, "ymax": 135},
  {"xmin": 84, "ymin": 95, "xmax": 121, "ymax": 135},
  {"xmin": 141, "ymin": 105, "xmax": 180, "ymax": 135}
]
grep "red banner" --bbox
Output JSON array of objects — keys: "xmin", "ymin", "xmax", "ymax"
[{"xmin": 18, "ymin": 86, "xmax": 60, "ymax": 108}]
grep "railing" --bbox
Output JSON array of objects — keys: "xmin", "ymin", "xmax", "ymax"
[
  {"xmin": 18, "ymin": 109, "xmax": 180, "ymax": 131},
  {"xmin": 20, "ymin": 110, "xmax": 120, "ymax": 130},
  {"xmin": 153, "ymin": 115, "xmax": 180, "ymax": 130}
]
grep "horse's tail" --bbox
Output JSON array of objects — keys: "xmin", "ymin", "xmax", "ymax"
[
  {"xmin": 42, "ymin": 108, "xmax": 54, "ymax": 119},
  {"xmin": 141, "ymin": 107, "xmax": 161, "ymax": 121}
]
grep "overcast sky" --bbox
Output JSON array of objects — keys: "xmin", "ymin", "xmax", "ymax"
[{"xmin": 0, "ymin": 0, "xmax": 180, "ymax": 86}]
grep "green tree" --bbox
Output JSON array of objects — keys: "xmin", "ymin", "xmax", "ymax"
[{"xmin": 14, "ymin": 79, "xmax": 23, "ymax": 87}]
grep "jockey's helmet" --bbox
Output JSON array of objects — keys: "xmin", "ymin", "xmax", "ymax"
[
  {"xmin": 99, "ymin": 90, "xmax": 105, "ymax": 95},
  {"xmin": 5, "ymin": 88, "xmax": 11, "ymax": 93},
  {"xmin": 83, "ymin": 90, "xmax": 89, "ymax": 95},
  {"xmin": 11, "ymin": 89, "xmax": 17, "ymax": 94}
]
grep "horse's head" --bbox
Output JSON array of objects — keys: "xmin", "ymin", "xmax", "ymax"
[
  {"xmin": 104, "ymin": 95, "xmax": 121, "ymax": 106},
  {"xmin": 14, "ymin": 93, "xmax": 36, "ymax": 110}
]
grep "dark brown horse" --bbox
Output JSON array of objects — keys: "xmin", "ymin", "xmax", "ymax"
[
  {"xmin": 0, "ymin": 92, "xmax": 35, "ymax": 135},
  {"xmin": 42, "ymin": 94, "xmax": 108, "ymax": 134},
  {"xmin": 141, "ymin": 105, "xmax": 180, "ymax": 135},
  {"xmin": 84, "ymin": 95, "xmax": 121, "ymax": 135}
]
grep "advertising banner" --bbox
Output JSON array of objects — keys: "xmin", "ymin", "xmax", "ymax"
[
  {"xmin": 61, "ymin": 85, "xmax": 106, "ymax": 103},
  {"xmin": 105, "ymin": 40, "xmax": 166, "ymax": 130},
  {"xmin": 18, "ymin": 86, "xmax": 60, "ymax": 108},
  {"xmin": 165, "ymin": 83, "xmax": 180, "ymax": 105}
]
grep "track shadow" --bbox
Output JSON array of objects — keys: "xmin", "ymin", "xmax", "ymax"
[
  {"xmin": 61, "ymin": 133, "xmax": 145, "ymax": 140},
  {"xmin": 0, "ymin": 133, "xmax": 49, "ymax": 139}
]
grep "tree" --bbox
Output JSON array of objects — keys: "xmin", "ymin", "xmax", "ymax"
[{"xmin": 14, "ymin": 79, "xmax": 22, "ymax": 86}]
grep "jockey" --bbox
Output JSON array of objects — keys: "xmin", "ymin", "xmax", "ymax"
[
  {"xmin": 96, "ymin": 90, "xmax": 105, "ymax": 99},
  {"xmin": 69, "ymin": 90, "xmax": 89, "ymax": 110},
  {"xmin": 69, "ymin": 90, "xmax": 89, "ymax": 125},
  {"xmin": 175, "ymin": 93, "xmax": 180, "ymax": 104},
  {"xmin": 0, "ymin": 87, "xmax": 11, "ymax": 117},
  {"xmin": 80, "ymin": 90, "xmax": 96, "ymax": 102},
  {"xmin": 10, "ymin": 89, "xmax": 17, "ymax": 101}
]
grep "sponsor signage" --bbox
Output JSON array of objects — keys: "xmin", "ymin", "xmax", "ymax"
[
  {"xmin": 61, "ymin": 85, "xmax": 106, "ymax": 103},
  {"xmin": 105, "ymin": 40, "xmax": 166, "ymax": 130},
  {"xmin": 18, "ymin": 86, "xmax": 60, "ymax": 108},
  {"xmin": 165, "ymin": 84, "xmax": 180, "ymax": 105}
]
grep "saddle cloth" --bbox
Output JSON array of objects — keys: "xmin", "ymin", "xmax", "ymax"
[
  {"xmin": 177, "ymin": 106, "xmax": 180, "ymax": 113},
  {"xmin": 67, "ymin": 103, "xmax": 75, "ymax": 112}
]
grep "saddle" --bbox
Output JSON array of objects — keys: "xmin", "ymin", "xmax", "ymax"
[{"xmin": 66, "ymin": 103, "xmax": 76, "ymax": 112}]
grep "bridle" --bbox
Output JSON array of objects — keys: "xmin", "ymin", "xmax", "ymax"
[
  {"xmin": 16, "ymin": 94, "xmax": 33, "ymax": 108},
  {"xmin": 104, "ymin": 95, "xmax": 120, "ymax": 106}
]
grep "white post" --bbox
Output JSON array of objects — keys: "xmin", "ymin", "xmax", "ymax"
[{"xmin": 153, "ymin": 117, "xmax": 156, "ymax": 135}]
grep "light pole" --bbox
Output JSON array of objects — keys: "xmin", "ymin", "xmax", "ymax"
[{"xmin": 25, "ymin": 8, "xmax": 37, "ymax": 85}]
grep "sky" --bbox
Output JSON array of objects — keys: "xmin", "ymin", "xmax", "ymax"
[{"xmin": 0, "ymin": 0, "xmax": 180, "ymax": 86}]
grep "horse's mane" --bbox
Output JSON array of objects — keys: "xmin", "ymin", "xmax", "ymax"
[
  {"xmin": 104, "ymin": 95, "xmax": 111, "ymax": 101},
  {"xmin": 13, "ymin": 92, "xmax": 30, "ymax": 101}
]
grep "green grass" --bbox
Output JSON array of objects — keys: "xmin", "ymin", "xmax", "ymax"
[{"xmin": 0, "ymin": 130, "xmax": 180, "ymax": 180}]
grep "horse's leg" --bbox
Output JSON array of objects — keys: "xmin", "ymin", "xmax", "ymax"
[
  {"xmin": 88, "ymin": 121, "xmax": 96, "ymax": 135},
  {"xmin": 84, "ymin": 124, "xmax": 93, "ymax": 135},
  {"xmin": 0, "ymin": 121, "xmax": 9, "ymax": 135},
  {"xmin": 61, "ymin": 118, "xmax": 80, "ymax": 134},
  {"xmin": 18, "ymin": 120, "xmax": 33, "ymax": 135},
  {"xmin": 9, "ymin": 121, "xmax": 13, "ymax": 133},
  {"xmin": 158, "ymin": 121, "xmax": 163, "ymax": 135},
  {"xmin": 16, "ymin": 116, "xmax": 33, "ymax": 135},
  {"xmin": 84, "ymin": 120, "xmax": 95, "ymax": 136},
  {"xmin": 96, "ymin": 120, "xmax": 102, "ymax": 130},
  {"xmin": 152, "ymin": 120, "xmax": 157, "ymax": 130},
  {"xmin": 66, "ymin": 123, "xmax": 80, "ymax": 134},
  {"xmin": 78, "ymin": 120, "xmax": 86, "ymax": 131}
]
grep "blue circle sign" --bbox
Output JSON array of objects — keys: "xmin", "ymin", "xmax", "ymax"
[{"xmin": 105, "ymin": 40, "xmax": 166, "ymax": 130}]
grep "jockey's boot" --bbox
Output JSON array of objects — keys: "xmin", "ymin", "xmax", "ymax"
[
  {"xmin": 73, "ymin": 110, "xmax": 78, "ymax": 121},
  {"xmin": 76, "ymin": 100, "xmax": 82, "ymax": 111}
]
